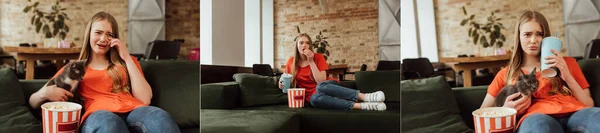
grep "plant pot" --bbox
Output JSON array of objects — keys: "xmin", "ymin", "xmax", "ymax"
[{"xmin": 43, "ymin": 38, "xmax": 57, "ymax": 48}]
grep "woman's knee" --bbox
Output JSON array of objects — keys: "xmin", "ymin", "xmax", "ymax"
[
  {"xmin": 82, "ymin": 110, "xmax": 127, "ymax": 132},
  {"xmin": 133, "ymin": 106, "xmax": 171, "ymax": 118},
  {"xmin": 310, "ymin": 93, "xmax": 324, "ymax": 106},
  {"xmin": 316, "ymin": 80, "xmax": 337, "ymax": 92},
  {"xmin": 518, "ymin": 113, "xmax": 562, "ymax": 132}
]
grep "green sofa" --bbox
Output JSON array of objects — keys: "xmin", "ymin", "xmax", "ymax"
[
  {"xmin": 200, "ymin": 71, "xmax": 401, "ymax": 133},
  {"xmin": 401, "ymin": 58, "xmax": 600, "ymax": 133},
  {"xmin": 0, "ymin": 60, "xmax": 199, "ymax": 133}
]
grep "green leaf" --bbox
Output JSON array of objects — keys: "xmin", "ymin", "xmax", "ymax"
[
  {"xmin": 469, "ymin": 28, "xmax": 473, "ymax": 37},
  {"xmin": 30, "ymin": 16, "xmax": 35, "ymax": 25},
  {"xmin": 325, "ymin": 51, "xmax": 330, "ymax": 56},
  {"xmin": 500, "ymin": 34, "xmax": 506, "ymax": 40},
  {"xmin": 62, "ymin": 13, "xmax": 70, "ymax": 20},
  {"xmin": 34, "ymin": 2, "xmax": 39, "ymax": 7},
  {"xmin": 494, "ymin": 25, "xmax": 501, "ymax": 32},
  {"xmin": 53, "ymin": 27, "xmax": 59, "ymax": 37},
  {"xmin": 23, "ymin": 6, "xmax": 32, "ymax": 13},
  {"xmin": 296, "ymin": 26, "xmax": 300, "ymax": 33},
  {"xmin": 471, "ymin": 28, "xmax": 477, "ymax": 37},
  {"xmin": 37, "ymin": 11, "xmax": 43, "ymax": 17},
  {"xmin": 462, "ymin": 6, "xmax": 467, "ymax": 15},
  {"xmin": 319, "ymin": 31, "xmax": 322, "ymax": 35},
  {"xmin": 59, "ymin": 32, "xmax": 66, "ymax": 40},
  {"xmin": 474, "ymin": 23, "xmax": 480, "ymax": 29},
  {"xmin": 497, "ymin": 41, "xmax": 503, "ymax": 48},
  {"xmin": 43, "ymin": 24, "xmax": 50, "ymax": 35},
  {"xmin": 322, "ymin": 37, "xmax": 328, "ymax": 39},
  {"xmin": 35, "ymin": 22, "xmax": 42, "ymax": 33},
  {"xmin": 460, "ymin": 19, "xmax": 468, "ymax": 26},
  {"xmin": 474, "ymin": 33, "xmax": 480, "ymax": 44},
  {"xmin": 481, "ymin": 36, "xmax": 487, "ymax": 45},
  {"xmin": 61, "ymin": 8, "xmax": 66, "ymax": 11},
  {"xmin": 317, "ymin": 47, "xmax": 325, "ymax": 53},
  {"xmin": 64, "ymin": 25, "xmax": 69, "ymax": 32},
  {"xmin": 470, "ymin": 15, "xmax": 475, "ymax": 20},
  {"xmin": 496, "ymin": 18, "xmax": 502, "ymax": 21}
]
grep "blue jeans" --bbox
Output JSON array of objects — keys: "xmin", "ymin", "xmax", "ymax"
[
  {"xmin": 518, "ymin": 107, "xmax": 600, "ymax": 133},
  {"xmin": 310, "ymin": 80, "xmax": 359, "ymax": 110},
  {"xmin": 80, "ymin": 106, "xmax": 181, "ymax": 133}
]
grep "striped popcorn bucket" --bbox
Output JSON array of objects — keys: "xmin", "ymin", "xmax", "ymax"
[
  {"xmin": 41, "ymin": 102, "xmax": 82, "ymax": 133},
  {"xmin": 472, "ymin": 107, "xmax": 517, "ymax": 133},
  {"xmin": 287, "ymin": 88, "xmax": 306, "ymax": 108}
]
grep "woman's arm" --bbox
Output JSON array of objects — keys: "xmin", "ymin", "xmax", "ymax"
[
  {"xmin": 564, "ymin": 77, "xmax": 594, "ymax": 107},
  {"xmin": 480, "ymin": 94, "xmax": 496, "ymax": 108},
  {"xmin": 307, "ymin": 60, "xmax": 327, "ymax": 83},
  {"xmin": 29, "ymin": 84, "xmax": 73, "ymax": 109},
  {"xmin": 124, "ymin": 58, "xmax": 153, "ymax": 105}
]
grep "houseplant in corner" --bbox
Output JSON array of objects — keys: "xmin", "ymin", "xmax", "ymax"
[
  {"xmin": 23, "ymin": 0, "xmax": 71, "ymax": 48},
  {"xmin": 460, "ymin": 6, "xmax": 506, "ymax": 56},
  {"xmin": 294, "ymin": 26, "xmax": 331, "ymax": 60}
]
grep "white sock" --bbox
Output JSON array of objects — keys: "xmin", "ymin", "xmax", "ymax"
[
  {"xmin": 360, "ymin": 102, "xmax": 386, "ymax": 111},
  {"xmin": 364, "ymin": 91, "xmax": 385, "ymax": 102}
]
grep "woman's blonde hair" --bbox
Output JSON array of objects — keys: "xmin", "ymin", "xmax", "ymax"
[
  {"xmin": 79, "ymin": 12, "xmax": 131, "ymax": 93},
  {"xmin": 506, "ymin": 10, "xmax": 568, "ymax": 95},
  {"xmin": 290, "ymin": 33, "xmax": 313, "ymax": 87}
]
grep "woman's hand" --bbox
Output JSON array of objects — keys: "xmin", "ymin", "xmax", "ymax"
[
  {"xmin": 545, "ymin": 49, "xmax": 572, "ymax": 80},
  {"xmin": 278, "ymin": 79, "xmax": 284, "ymax": 90},
  {"xmin": 41, "ymin": 85, "xmax": 74, "ymax": 102},
  {"xmin": 502, "ymin": 93, "xmax": 531, "ymax": 115},
  {"xmin": 303, "ymin": 49, "xmax": 315, "ymax": 62},
  {"xmin": 109, "ymin": 39, "xmax": 131, "ymax": 61}
]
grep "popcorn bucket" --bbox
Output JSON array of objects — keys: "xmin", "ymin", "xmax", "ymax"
[
  {"xmin": 41, "ymin": 102, "xmax": 82, "ymax": 133},
  {"xmin": 472, "ymin": 107, "xmax": 517, "ymax": 133},
  {"xmin": 287, "ymin": 88, "xmax": 305, "ymax": 108}
]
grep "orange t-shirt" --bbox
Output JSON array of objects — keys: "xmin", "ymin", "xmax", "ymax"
[
  {"xmin": 487, "ymin": 57, "xmax": 590, "ymax": 127},
  {"xmin": 285, "ymin": 53, "xmax": 330, "ymax": 102},
  {"xmin": 51, "ymin": 56, "xmax": 148, "ymax": 122}
]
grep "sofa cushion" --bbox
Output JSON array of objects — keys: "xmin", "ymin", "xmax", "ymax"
[
  {"xmin": 233, "ymin": 73, "xmax": 288, "ymax": 107},
  {"xmin": 578, "ymin": 58, "xmax": 600, "ymax": 107},
  {"xmin": 355, "ymin": 71, "xmax": 401, "ymax": 102},
  {"xmin": 201, "ymin": 82, "xmax": 241, "ymax": 109},
  {"xmin": 139, "ymin": 60, "xmax": 199, "ymax": 128},
  {"xmin": 401, "ymin": 76, "xmax": 471, "ymax": 133},
  {"xmin": 0, "ymin": 68, "xmax": 42, "ymax": 133},
  {"xmin": 238, "ymin": 104, "xmax": 400, "ymax": 133},
  {"xmin": 201, "ymin": 109, "xmax": 299, "ymax": 133}
]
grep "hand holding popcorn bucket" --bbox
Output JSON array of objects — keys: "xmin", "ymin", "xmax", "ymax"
[
  {"xmin": 472, "ymin": 107, "xmax": 517, "ymax": 133},
  {"xmin": 287, "ymin": 88, "xmax": 306, "ymax": 108},
  {"xmin": 41, "ymin": 102, "xmax": 82, "ymax": 133}
]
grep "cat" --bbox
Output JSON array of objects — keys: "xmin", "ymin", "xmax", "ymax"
[
  {"xmin": 46, "ymin": 60, "xmax": 86, "ymax": 101},
  {"xmin": 495, "ymin": 68, "xmax": 539, "ymax": 107}
]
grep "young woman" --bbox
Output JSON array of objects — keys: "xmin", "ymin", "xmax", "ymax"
[
  {"xmin": 279, "ymin": 33, "xmax": 386, "ymax": 111},
  {"xmin": 28, "ymin": 12, "xmax": 180, "ymax": 133},
  {"xmin": 479, "ymin": 11, "xmax": 600, "ymax": 132}
]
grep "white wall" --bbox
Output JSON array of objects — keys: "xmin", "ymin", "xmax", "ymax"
[
  {"xmin": 245, "ymin": 0, "xmax": 261, "ymax": 67},
  {"xmin": 400, "ymin": 0, "xmax": 419, "ymax": 60},
  {"xmin": 201, "ymin": 0, "xmax": 245, "ymax": 66},
  {"xmin": 200, "ymin": 0, "xmax": 212, "ymax": 64},
  {"xmin": 416, "ymin": 0, "xmax": 438, "ymax": 62},
  {"xmin": 200, "ymin": 0, "xmax": 275, "ymax": 67},
  {"xmin": 262, "ymin": 0, "xmax": 274, "ymax": 67}
]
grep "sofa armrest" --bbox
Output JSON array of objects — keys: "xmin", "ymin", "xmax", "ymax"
[
  {"xmin": 19, "ymin": 79, "xmax": 48, "ymax": 121},
  {"xmin": 452, "ymin": 85, "xmax": 488, "ymax": 129},
  {"xmin": 201, "ymin": 82, "xmax": 241, "ymax": 109}
]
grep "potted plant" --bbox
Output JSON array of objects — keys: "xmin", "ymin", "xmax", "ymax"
[
  {"xmin": 460, "ymin": 6, "xmax": 506, "ymax": 55},
  {"xmin": 294, "ymin": 26, "xmax": 331, "ymax": 60},
  {"xmin": 23, "ymin": 0, "xmax": 70, "ymax": 48}
]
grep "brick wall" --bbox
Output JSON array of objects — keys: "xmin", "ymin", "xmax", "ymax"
[
  {"xmin": 0, "ymin": 0, "xmax": 129, "ymax": 48},
  {"xmin": 435, "ymin": 0, "xmax": 565, "ymax": 57},
  {"xmin": 274, "ymin": 0, "xmax": 379, "ymax": 74},
  {"xmin": 0, "ymin": 0, "xmax": 199, "ymax": 59},
  {"xmin": 165, "ymin": 0, "xmax": 199, "ymax": 58}
]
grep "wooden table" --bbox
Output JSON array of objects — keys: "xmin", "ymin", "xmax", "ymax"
[
  {"xmin": 3, "ymin": 46, "xmax": 81, "ymax": 80},
  {"xmin": 280, "ymin": 64, "xmax": 349, "ymax": 80},
  {"xmin": 439, "ymin": 55, "xmax": 510, "ymax": 87}
]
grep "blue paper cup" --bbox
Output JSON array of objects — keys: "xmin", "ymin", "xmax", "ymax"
[
  {"xmin": 541, "ymin": 37, "xmax": 562, "ymax": 77},
  {"xmin": 281, "ymin": 74, "xmax": 292, "ymax": 93}
]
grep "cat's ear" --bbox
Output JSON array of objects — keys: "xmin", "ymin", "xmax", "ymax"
[
  {"xmin": 530, "ymin": 67, "xmax": 536, "ymax": 75},
  {"xmin": 519, "ymin": 69, "xmax": 526, "ymax": 77}
]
